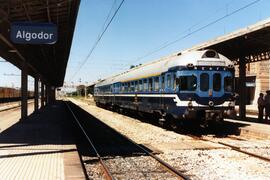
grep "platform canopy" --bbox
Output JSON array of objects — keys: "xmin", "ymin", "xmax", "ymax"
[
  {"xmin": 0, "ymin": 0, "xmax": 80, "ymax": 87},
  {"xmin": 181, "ymin": 18, "xmax": 270, "ymax": 64}
]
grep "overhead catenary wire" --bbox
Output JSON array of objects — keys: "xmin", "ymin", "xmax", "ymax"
[
  {"xmin": 69, "ymin": 0, "xmax": 125, "ymax": 81},
  {"xmin": 128, "ymin": 0, "xmax": 261, "ymax": 66},
  {"xmin": 99, "ymin": 0, "xmax": 118, "ymax": 38}
]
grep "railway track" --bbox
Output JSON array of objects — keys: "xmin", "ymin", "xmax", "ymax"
[
  {"xmin": 188, "ymin": 134, "xmax": 270, "ymax": 163},
  {"xmin": 0, "ymin": 101, "xmax": 34, "ymax": 112},
  {"xmin": 66, "ymin": 101, "xmax": 189, "ymax": 180}
]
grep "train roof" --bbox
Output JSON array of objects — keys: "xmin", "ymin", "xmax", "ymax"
[{"xmin": 95, "ymin": 49, "xmax": 233, "ymax": 87}]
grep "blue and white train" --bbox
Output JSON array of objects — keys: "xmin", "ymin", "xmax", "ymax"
[{"xmin": 94, "ymin": 49, "xmax": 236, "ymax": 127}]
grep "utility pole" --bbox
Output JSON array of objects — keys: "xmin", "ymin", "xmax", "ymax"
[{"xmin": 85, "ymin": 81, "xmax": 88, "ymax": 99}]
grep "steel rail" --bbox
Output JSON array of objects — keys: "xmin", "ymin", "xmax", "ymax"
[
  {"xmin": 67, "ymin": 100, "xmax": 189, "ymax": 179},
  {"xmin": 0, "ymin": 101, "xmax": 34, "ymax": 112},
  {"xmin": 65, "ymin": 102, "xmax": 114, "ymax": 180},
  {"xmin": 116, "ymin": 128, "xmax": 190, "ymax": 180},
  {"xmin": 189, "ymin": 135, "xmax": 270, "ymax": 163},
  {"xmin": 138, "ymin": 143, "xmax": 189, "ymax": 180},
  {"xmin": 218, "ymin": 141, "xmax": 270, "ymax": 163}
]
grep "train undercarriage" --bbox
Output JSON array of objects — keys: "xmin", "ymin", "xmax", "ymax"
[{"xmin": 95, "ymin": 99, "xmax": 236, "ymax": 129}]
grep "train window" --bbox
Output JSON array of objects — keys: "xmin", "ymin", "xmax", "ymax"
[
  {"xmin": 173, "ymin": 74, "xmax": 176, "ymax": 89},
  {"xmin": 131, "ymin": 81, "xmax": 135, "ymax": 92},
  {"xmin": 200, "ymin": 73, "xmax": 209, "ymax": 91},
  {"xmin": 139, "ymin": 80, "xmax": 143, "ymax": 91},
  {"xmin": 143, "ymin": 79, "xmax": 148, "ymax": 91},
  {"xmin": 167, "ymin": 74, "xmax": 171, "ymax": 88},
  {"xmin": 178, "ymin": 75, "xmax": 197, "ymax": 91},
  {"xmin": 130, "ymin": 82, "xmax": 133, "ymax": 92},
  {"xmin": 154, "ymin": 77, "xmax": 159, "ymax": 91},
  {"xmin": 123, "ymin": 83, "xmax": 126, "ymax": 92},
  {"xmin": 161, "ymin": 76, "xmax": 165, "ymax": 90},
  {"xmin": 117, "ymin": 83, "xmax": 120, "ymax": 92},
  {"xmin": 213, "ymin": 73, "xmax": 221, "ymax": 91},
  {"xmin": 112, "ymin": 84, "xmax": 115, "ymax": 93},
  {"xmin": 121, "ymin": 83, "xmax": 124, "ymax": 92},
  {"xmin": 135, "ymin": 81, "xmax": 138, "ymax": 92},
  {"xmin": 148, "ymin": 78, "xmax": 153, "ymax": 91},
  {"xmin": 127, "ymin": 82, "xmax": 131, "ymax": 92},
  {"xmin": 224, "ymin": 76, "xmax": 233, "ymax": 92},
  {"xmin": 123, "ymin": 83, "xmax": 127, "ymax": 92}
]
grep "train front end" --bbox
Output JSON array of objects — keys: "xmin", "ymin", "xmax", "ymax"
[{"xmin": 174, "ymin": 50, "xmax": 236, "ymax": 125}]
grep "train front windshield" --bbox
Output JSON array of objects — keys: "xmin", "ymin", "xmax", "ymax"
[
  {"xmin": 176, "ymin": 70, "xmax": 234, "ymax": 94},
  {"xmin": 178, "ymin": 75, "xmax": 197, "ymax": 91}
]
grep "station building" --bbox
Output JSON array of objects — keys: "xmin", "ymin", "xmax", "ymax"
[{"xmin": 235, "ymin": 57, "xmax": 270, "ymax": 106}]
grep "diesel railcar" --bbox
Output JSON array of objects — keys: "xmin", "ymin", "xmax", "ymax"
[{"xmin": 94, "ymin": 49, "xmax": 236, "ymax": 127}]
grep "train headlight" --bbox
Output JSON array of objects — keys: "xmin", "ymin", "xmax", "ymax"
[
  {"xmin": 187, "ymin": 63, "xmax": 194, "ymax": 69},
  {"xmin": 208, "ymin": 101, "xmax": 214, "ymax": 107}
]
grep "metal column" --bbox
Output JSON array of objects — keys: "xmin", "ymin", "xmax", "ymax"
[
  {"xmin": 239, "ymin": 56, "xmax": 246, "ymax": 119},
  {"xmin": 21, "ymin": 62, "xmax": 28, "ymax": 120},
  {"xmin": 51, "ymin": 87, "xmax": 56, "ymax": 102},
  {"xmin": 46, "ymin": 85, "xmax": 49, "ymax": 104},
  {"xmin": 41, "ymin": 82, "xmax": 45, "ymax": 108},
  {"xmin": 46, "ymin": 86, "xmax": 56, "ymax": 104},
  {"xmin": 34, "ymin": 77, "xmax": 39, "ymax": 111}
]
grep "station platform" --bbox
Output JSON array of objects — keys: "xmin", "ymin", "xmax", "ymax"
[
  {"xmin": 225, "ymin": 118, "xmax": 270, "ymax": 139},
  {"xmin": 0, "ymin": 101, "xmax": 85, "ymax": 179}
]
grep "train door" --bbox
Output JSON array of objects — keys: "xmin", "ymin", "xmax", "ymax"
[
  {"xmin": 211, "ymin": 72, "xmax": 223, "ymax": 97},
  {"xmin": 134, "ymin": 81, "xmax": 139, "ymax": 110},
  {"xmin": 165, "ymin": 73, "xmax": 173, "ymax": 93},
  {"xmin": 111, "ymin": 84, "xmax": 114, "ymax": 105},
  {"xmin": 153, "ymin": 77, "xmax": 160, "ymax": 110},
  {"xmin": 199, "ymin": 72, "xmax": 210, "ymax": 97},
  {"xmin": 160, "ymin": 75, "xmax": 165, "ymax": 110}
]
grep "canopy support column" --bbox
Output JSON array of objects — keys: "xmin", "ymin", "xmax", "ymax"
[
  {"xmin": 34, "ymin": 77, "xmax": 39, "ymax": 111},
  {"xmin": 21, "ymin": 62, "xmax": 28, "ymax": 120},
  {"xmin": 41, "ymin": 82, "xmax": 45, "ymax": 108},
  {"xmin": 46, "ymin": 85, "xmax": 49, "ymax": 105},
  {"xmin": 239, "ymin": 56, "xmax": 246, "ymax": 119}
]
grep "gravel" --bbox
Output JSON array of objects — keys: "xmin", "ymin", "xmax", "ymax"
[
  {"xmin": 82, "ymin": 156, "xmax": 104, "ymax": 180},
  {"xmin": 159, "ymin": 149, "xmax": 270, "ymax": 180},
  {"xmin": 104, "ymin": 156, "xmax": 178, "ymax": 180},
  {"xmin": 203, "ymin": 136, "xmax": 270, "ymax": 159}
]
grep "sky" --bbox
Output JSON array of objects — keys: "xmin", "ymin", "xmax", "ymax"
[{"xmin": 1, "ymin": 0, "xmax": 270, "ymax": 90}]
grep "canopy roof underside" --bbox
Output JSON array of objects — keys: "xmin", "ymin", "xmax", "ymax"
[
  {"xmin": 0, "ymin": 0, "xmax": 80, "ymax": 86},
  {"xmin": 181, "ymin": 18, "xmax": 270, "ymax": 64}
]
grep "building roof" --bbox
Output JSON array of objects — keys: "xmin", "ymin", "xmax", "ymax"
[{"xmin": 0, "ymin": 0, "xmax": 80, "ymax": 87}]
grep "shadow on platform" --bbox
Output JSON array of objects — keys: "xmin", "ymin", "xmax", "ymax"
[
  {"xmin": 0, "ymin": 101, "xmax": 75, "ymax": 149},
  {"xmin": 67, "ymin": 101, "xmax": 147, "ymax": 158}
]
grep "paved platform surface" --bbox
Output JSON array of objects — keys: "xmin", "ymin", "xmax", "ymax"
[
  {"xmin": 225, "ymin": 118, "xmax": 270, "ymax": 139},
  {"xmin": 0, "ymin": 101, "xmax": 85, "ymax": 179}
]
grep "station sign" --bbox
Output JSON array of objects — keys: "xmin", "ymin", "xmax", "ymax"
[{"xmin": 10, "ymin": 22, "xmax": 57, "ymax": 44}]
